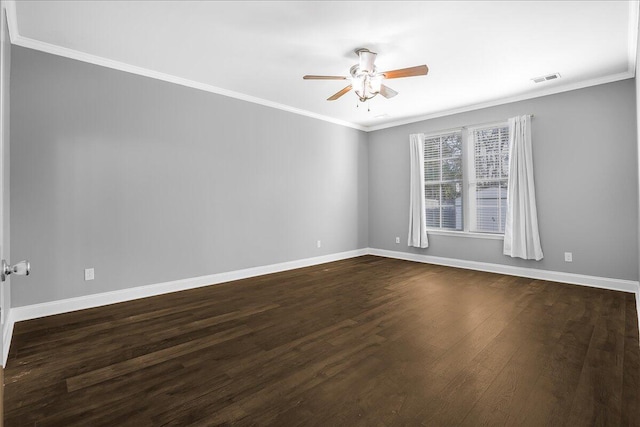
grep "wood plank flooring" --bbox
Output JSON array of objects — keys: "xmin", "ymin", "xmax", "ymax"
[{"xmin": 3, "ymin": 255, "xmax": 640, "ymax": 426}]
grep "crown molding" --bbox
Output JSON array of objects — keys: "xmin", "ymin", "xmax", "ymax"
[
  {"xmin": 3, "ymin": 0, "xmax": 639, "ymax": 133},
  {"xmin": 368, "ymin": 1, "xmax": 639, "ymax": 132},
  {"xmin": 3, "ymin": 2, "xmax": 365, "ymax": 131},
  {"xmin": 366, "ymin": 71, "xmax": 635, "ymax": 132},
  {"xmin": 2, "ymin": 0, "xmax": 17, "ymax": 43},
  {"xmin": 11, "ymin": 34, "xmax": 368, "ymax": 132}
]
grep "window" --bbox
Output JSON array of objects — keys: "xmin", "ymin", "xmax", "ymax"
[
  {"xmin": 423, "ymin": 122, "xmax": 510, "ymax": 235},
  {"xmin": 469, "ymin": 124, "xmax": 510, "ymax": 233},
  {"xmin": 424, "ymin": 131, "xmax": 463, "ymax": 230}
]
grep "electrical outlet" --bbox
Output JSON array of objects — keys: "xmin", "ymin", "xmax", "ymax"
[
  {"xmin": 317, "ymin": 240, "xmax": 321, "ymax": 248},
  {"xmin": 395, "ymin": 237, "xmax": 400, "ymax": 244},
  {"xmin": 84, "ymin": 268, "xmax": 95, "ymax": 281},
  {"xmin": 564, "ymin": 252, "xmax": 572, "ymax": 262}
]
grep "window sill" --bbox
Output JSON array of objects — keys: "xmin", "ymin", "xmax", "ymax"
[{"xmin": 426, "ymin": 229, "xmax": 504, "ymax": 240}]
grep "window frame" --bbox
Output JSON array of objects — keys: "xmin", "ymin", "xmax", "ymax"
[{"xmin": 423, "ymin": 121, "xmax": 510, "ymax": 239}]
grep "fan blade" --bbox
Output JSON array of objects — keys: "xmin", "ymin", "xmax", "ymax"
[
  {"xmin": 327, "ymin": 85, "xmax": 352, "ymax": 101},
  {"xmin": 382, "ymin": 65, "xmax": 429, "ymax": 79},
  {"xmin": 303, "ymin": 75, "xmax": 347, "ymax": 80},
  {"xmin": 379, "ymin": 84, "xmax": 398, "ymax": 99}
]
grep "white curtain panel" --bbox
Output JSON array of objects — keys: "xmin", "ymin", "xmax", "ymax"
[
  {"xmin": 408, "ymin": 133, "xmax": 429, "ymax": 248},
  {"xmin": 503, "ymin": 115, "xmax": 543, "ymax": 260}
]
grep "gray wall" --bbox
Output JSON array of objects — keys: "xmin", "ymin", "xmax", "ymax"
[
  {"xmin": 10, "ymin": 46, "xmax": 369, "ymax": 307},
  {"xmin": 9, "ymin": 45, "xmax": 640, "ymax": 308},
  {"xmin": 369, "ymin": 79, "xmax": 639, "ymax": 281}
]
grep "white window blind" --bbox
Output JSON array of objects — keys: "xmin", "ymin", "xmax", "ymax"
[
  {"xmin": 468, "ymin": 124, "xmax": 510, "ymax": 233},
  {"xmin": 423, "ymin": 131, "xmax": 463, "ymax": 230}
]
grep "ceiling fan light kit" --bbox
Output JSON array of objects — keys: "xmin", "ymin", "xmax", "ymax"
[
  {"xmin": 351, "ymin": 66, "xmax": 383, "ymax": 102},
  {"xmin": 303, "ymin": 48, "xmax": 428, "ymax": 104}
]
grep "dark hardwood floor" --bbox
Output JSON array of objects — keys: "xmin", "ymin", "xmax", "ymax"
[{"xmin": 4, "ymin": 255, "xmax": 640, "ymax": 426}]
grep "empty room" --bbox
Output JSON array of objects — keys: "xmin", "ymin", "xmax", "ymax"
[{"xmin": 0, "ymin": 0, "xmax": 639, "ymax": 425}]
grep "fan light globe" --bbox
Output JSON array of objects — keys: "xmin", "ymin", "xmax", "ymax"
[
  {"xmin": 350, "ymin": 65, "xmax": 381, "ymax": 102},
  {"xmin": 370, "ymin": 75, "xmax": 383, "ymax": 94}
]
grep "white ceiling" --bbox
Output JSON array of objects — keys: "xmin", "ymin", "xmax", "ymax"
[{"xmin": 5, "ymin": 1, "xmax": 638, "ymax": 131}]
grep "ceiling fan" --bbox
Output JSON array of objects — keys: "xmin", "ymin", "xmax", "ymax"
[{"xmin": 303, "ymin": 48, "xmax": 428, "ymax": 103}]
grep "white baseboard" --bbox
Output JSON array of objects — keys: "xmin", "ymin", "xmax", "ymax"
[
  {"xmin": 636, "ymin": 289, "xmax": 640, "ymax": 347},
  {"xmin": 370, "ymin": 248, "xmax": 640, "ymax": 347},
  {"xmin": 3, "ymin": 246, "xmax": 640, "ymax": 366},
  {"xmin": 369, "ymin": 248, "xmax": 640, "ymax": 294},
  {"xmin": 2, "ymin": 249, "xmax": 367, "ymax": 366},
  {"xmin": 10, "ymin": 248, "xmax": 369, "ymax": 324}
]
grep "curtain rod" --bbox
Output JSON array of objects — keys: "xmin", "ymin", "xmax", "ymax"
[{"xmin": 461, "ymin": 114, "xmax": 534, "ymax": 130}]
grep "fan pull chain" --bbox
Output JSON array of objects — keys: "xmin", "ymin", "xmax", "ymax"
[{"xmin": 355, "ymin": 101, "xmax": 372, "ymax": 112}]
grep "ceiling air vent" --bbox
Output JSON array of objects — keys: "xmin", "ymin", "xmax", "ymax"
[{"xmin": 532, "ymin": 73, "xmax": 561, "ymax": 83}]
